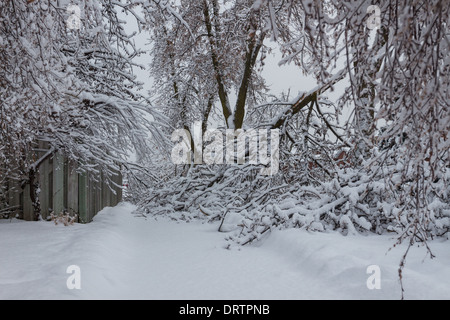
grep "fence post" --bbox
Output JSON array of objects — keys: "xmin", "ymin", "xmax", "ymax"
[
  {"xmin": 67, "ymin": 161, "xmax": 78, "ymax": 216},
  {"xmin": 52, "ymin": 153, "xmax": 65, "ymax": 215},
  {"xmin": 78, "ymin": 172, "xmax": 88, "ymax": 223}
]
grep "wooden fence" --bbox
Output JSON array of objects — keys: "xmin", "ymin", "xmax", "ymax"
[{"xmin": 1, "ymin": 147, "xmax": 122, "ymax": 223}]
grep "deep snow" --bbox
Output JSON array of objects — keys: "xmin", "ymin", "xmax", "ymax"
[{"xmin": 1, "ymin": 203, "xmax": 449, "ymax": 300}]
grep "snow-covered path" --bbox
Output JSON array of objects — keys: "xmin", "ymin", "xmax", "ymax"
[{"xmin": 1, "ymin": 203, "xmax": 450, "ymax": 300}]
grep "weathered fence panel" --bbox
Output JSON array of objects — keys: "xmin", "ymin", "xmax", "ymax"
[{"xmin": 1, "ymin": 150, "xmax": 122, "ymax": 223}]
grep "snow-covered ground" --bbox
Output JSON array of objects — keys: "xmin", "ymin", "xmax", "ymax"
[{"xmin": 1, "ymin": 203, "xmax": 449, "ymax": 300}]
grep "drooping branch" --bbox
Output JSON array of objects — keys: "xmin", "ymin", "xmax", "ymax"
[{"xmin": 271, "ymin": 68, "xmax": 347, "ymax": 130}]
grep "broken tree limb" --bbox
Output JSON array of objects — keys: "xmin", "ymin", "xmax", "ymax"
[{"xmin": 271, "ymin": 68, "xmax": 347, "ymax": 130}]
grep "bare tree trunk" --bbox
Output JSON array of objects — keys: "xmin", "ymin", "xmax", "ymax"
[
  {"xmin": 202, "ymin": 94, "xmax": 214, "ymax": 138},
  {"xmin": 29, "ymin": 167, "xmax": 41, "ymax": 221},
  {"xmin": 202, "ymin": 0, "xmax": 233, "ymax": 128},
  {"xmin": 233, "ymin": 7, "xmax": 265, "ymax": 130},
  {"xmin": 234, "ymin": 35, "xmax": 263, "ymax": 129}
]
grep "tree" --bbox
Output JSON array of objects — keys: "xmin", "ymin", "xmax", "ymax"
[
  {"xmin": 139, "ymin": 0, "xmax": 449, "ymax": 268},
  {"xmin": 146, "ymin": 0, "xmax": 295, "ymax": 134},
  {"xmin": 280, "ymin": 1, "xmax": 449, "ymax": 223},
  {"xmin": 0, "ymin": 0, "xmax": 171, "ymax": 219},
  {"xmin": 221, "ymin": 0, "xmax": 449, "ymax": 297}
]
